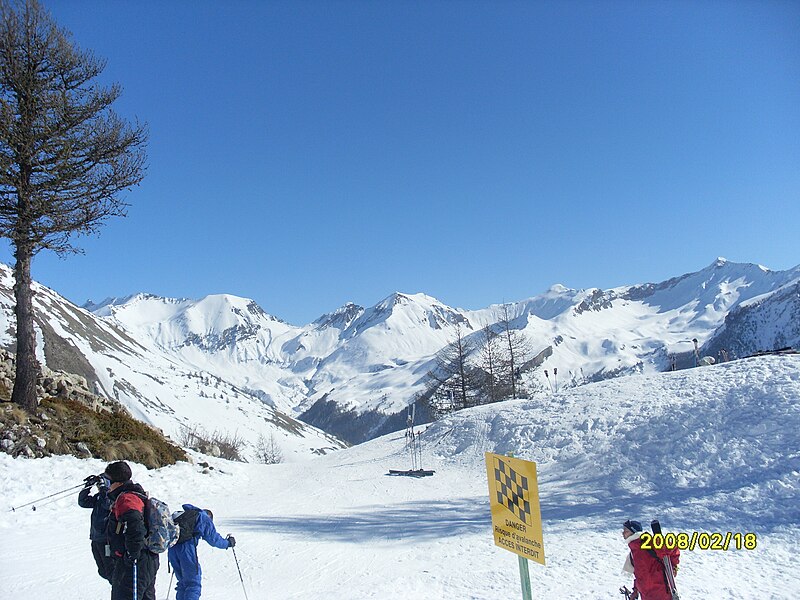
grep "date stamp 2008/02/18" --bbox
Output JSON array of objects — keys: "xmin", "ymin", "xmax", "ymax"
[{"xmin": 640, "ymin": 532, "xmax": 758, "ymax": 552}]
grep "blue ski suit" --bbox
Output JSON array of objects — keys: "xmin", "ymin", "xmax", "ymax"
[{"xmin": 167, "ymin": 504, "xmax": 231, "ymax": 600}]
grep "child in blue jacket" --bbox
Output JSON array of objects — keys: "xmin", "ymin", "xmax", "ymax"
[{"xmin": 167, "ymin": 504, "xmax": 235, "ymax": 600}]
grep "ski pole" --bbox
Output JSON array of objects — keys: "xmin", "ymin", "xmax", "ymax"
[
  {"xmin": 619, "ymin": 586, "xmax": 632, "ymax": 599},
  {"xmin": 165, "ymin": 571, "xmax": 174, "ymax": 600},
  {"xmin": 28, "ymin": 487, "xmax": 87, "ymax": 510},
  {"xmin": 133, "ymin": 560, "xmax": 138, "ymax": 600},
  {"xmin": 231, "ymin": 547, "xmax": 250, "ymax": 600},
  {"xmin": 10, "ymin": 482, "xmax": 86, "ymax": 511}
]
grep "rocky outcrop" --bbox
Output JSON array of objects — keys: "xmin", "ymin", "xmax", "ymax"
[{"xmin": 0, "ymin": 350, "xmax": 186, "ymax": 467}]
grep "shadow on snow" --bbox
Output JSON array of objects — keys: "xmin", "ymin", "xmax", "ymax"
[{"xmin": 227, "ymin": 497, "xmax": 491, "ymax": 543}]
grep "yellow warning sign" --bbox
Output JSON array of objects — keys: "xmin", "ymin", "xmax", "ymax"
[{"xmin": 485, "ymin": 452, "xmax": 545, "ymax": 565}]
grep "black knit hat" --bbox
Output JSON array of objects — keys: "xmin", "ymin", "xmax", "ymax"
[
  {"xmin": 104, "ymin": 461, "xmax": 132, "ymax": 483},
  {"xmin": 623, "ymin": 519, "xmax": 643, "ymax": 533}
]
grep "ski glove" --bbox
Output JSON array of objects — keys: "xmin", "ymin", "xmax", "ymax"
[{"xmin": 226, "ymin": 535, "xmax": 236, "ymax": 548}]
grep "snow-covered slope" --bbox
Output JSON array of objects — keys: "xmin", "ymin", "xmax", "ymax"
[
  {"xmin": 2, "ymin": 355, "xmax": 798, "ymax": 599},
  {"xmin": 703, "ymin": 277, "xmax": 800, "ymax": 360}
]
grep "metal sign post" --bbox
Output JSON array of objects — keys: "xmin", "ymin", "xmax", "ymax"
[{"xmin": 518, "ymin": 555, "xmax": 533, "ymax": 600}]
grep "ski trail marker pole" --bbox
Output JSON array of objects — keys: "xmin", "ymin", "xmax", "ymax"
[{"xmin": 231, "ymin": 547, "xmax": 250, "ymax": 600}]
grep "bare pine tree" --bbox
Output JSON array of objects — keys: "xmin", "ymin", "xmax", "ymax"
[
  {"xmin": 479, "ymin": 325, "xmax": 503, "ymax": 403},
  {"xmin": 0, "ymin": 0, "xmax": 147, "ymax": 411},
  {"xmin": 496, "ymin": 304, "xmax": 531, "ymax": 400},
  {"xmin": 424, "ymin": 323, "xmax": 480, "ymax": 415}
]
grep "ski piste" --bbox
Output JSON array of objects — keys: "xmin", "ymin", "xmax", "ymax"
[{"xmin": 651, "ymin": 520, "xmax": 680, "ymax": 600}]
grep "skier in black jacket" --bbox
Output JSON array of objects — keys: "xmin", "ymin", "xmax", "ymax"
[
  {"xmin": 78, "ymin": 472, "xmax": 114, "ymax": 583},
  {"xmin": 104, "ymin": 461, "xmax": 160, "ymax": 600}
]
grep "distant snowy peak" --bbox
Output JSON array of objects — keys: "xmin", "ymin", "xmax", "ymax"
[
  {"xmin": 711, "ymin": 256, "xmax": 768, "ymax": 273},
  {"xmin": 605, "ymin": 258, "xmax": 796, "ymax": 316},
  {"xmin": 312, "ymin": 302, "xmax": 364, "ymax": 331},
  {"xmin": 498, "ymin": 260, "xmax": 797, "ymax": 322},
  {"xmin": 348, "ymin": 292, "xmax": 472, "ymax": 336},
  {"xmin": 87, "ymin": 292, "xmax": 295, "ymax": 354},
  {"xmin": 83, "ymin": 294, "xmax": 145, "ymax": 316},
  {"xmin": 84, "ymin": 293, "xmax": 193, "ymax": 321}
]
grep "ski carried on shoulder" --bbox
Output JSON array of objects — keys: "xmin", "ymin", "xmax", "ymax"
[{"xmin": 651, "ymin": 520, "xmax": 680, "ymax": 600}]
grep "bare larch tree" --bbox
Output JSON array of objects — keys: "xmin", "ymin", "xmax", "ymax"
[
  {"xmin": 0, "ymin": 0, "xmax": 147, "ymax": 411},
  {"xmin": 479, "ymin": 324, "xmax": 503, "ymax": 403},
  {"xmin": 496, "ymin": 303, "xmax": 531, "ymax": 400},
  {"xmin": 425, "ymin": 323, "xmax": 481, "ymax": 416}
]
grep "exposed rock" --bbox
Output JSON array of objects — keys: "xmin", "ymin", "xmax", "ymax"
[
  {"xmin": 76, "ymin": 442, "xmax": 92, "ymax": 458},
  {"xmin": 0, "ymin": 349, "xmax": 186, "ymax": 466}
]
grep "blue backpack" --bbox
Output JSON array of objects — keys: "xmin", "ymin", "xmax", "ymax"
[{"xmin": 124, "ymin": 492, "xmax": 180, "ymax": 553}]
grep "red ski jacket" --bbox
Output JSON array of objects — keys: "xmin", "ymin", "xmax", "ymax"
[{"xmin": 628, "ymin": 537, "xmax": 680, "ymax": 600}]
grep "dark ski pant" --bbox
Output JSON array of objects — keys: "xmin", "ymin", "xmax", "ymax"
[
  {"xmin": 110, "ymin": 551, "xmax": 159, "ymax": 600},
  {"xmin": 90, "ymin": 540, "xmax": 114, "ymax": 583}
]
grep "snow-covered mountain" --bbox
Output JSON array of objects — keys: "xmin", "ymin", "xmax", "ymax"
[
  {"xmin": 0, "ymin": 266, "xmax": 345, "ymax": 461},
  {"xmin": 1, "ymin": 258, "xmax": 798, "ymax": 446}
]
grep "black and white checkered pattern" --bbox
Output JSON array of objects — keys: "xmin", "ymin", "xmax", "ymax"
[{"xmin": 494, "ymin": 457, "xmax": 532, "ymax": 525}]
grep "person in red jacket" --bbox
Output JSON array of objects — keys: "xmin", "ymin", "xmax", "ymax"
[{"xmin": 622, "ymin": 519, "xmax": 680, "ymax": 600}]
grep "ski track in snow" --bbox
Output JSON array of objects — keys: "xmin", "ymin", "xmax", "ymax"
[{"xmin": 1, "ymin": 355, "xmax": 799, "ymax": 599}]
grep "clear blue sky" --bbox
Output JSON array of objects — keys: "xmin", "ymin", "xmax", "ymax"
[{"xmin": 3, "ymin": 0, "xmax": 798, "ymax": 325}]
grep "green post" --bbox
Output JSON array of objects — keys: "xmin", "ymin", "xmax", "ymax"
[
  {"xmin": 507, "ymin": 451, "xmax": 534, "ymax": 599},
  {"xmin": 518, "ymin": 555, "xmax": 532, "ymax": 600}
]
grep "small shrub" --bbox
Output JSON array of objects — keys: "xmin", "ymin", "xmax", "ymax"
[
  {"xmin": 177, "ymin": 423, "xmax": 207, "ymax": 448},
  {"xmin": 0, "ymin": 380, "xmax": 11, "ymax": 401},
  {"xmin": 211, "ymin": 429, "xmax": 246, "ymax": 462},
  {"xmin": 255, "ymin": 432, "xmax": 284, "ymax": 464},
  {"xmin": 178, "ymin": 423, "xmax": 246, "ymax": 462},
  {"xmin": 4, "ymin": 403, "xmax": 29, "ymax": 425}
]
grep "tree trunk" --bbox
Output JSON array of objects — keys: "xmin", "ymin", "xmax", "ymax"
[
  {"xmin": 506, "ymin": 326, "xmax": 517, "ymax": 400},
  {"xmin": 11, "ymin": 243, "xmax": 40, "ymax": 412}
]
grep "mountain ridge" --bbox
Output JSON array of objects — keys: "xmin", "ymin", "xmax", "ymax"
[{"xmin": 1, "ymin": 257, "xmax": 797, "ymax": 446}]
